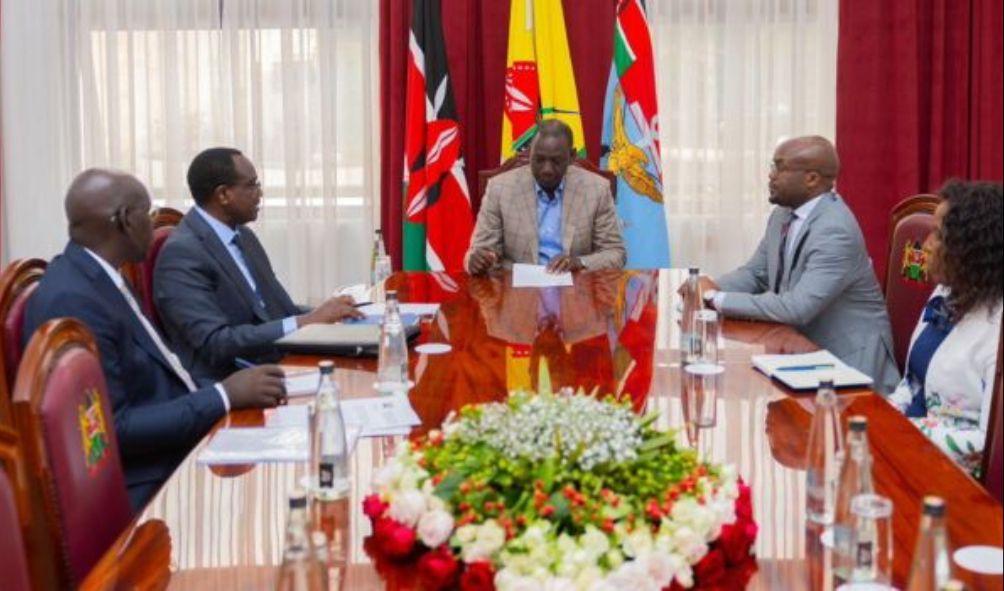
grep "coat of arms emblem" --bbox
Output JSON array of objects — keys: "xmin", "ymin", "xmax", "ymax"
[
  {"xmin": 901, "ymin": 240, "xmax": 929, "ymax": 282},
  {"xmin": 78, "ymin": 389, "xmax": 109, "ymax": 474}
]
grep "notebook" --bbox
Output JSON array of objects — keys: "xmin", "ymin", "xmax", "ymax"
[
  {"xmin": 276, "ymin": 314, "xmax": 420, "ymax": 356},
  {"xmin": 750, "ymin": 350, "xmax": 874, "ymax": 390}
]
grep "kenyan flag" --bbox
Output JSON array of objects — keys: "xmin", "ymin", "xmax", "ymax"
[{"xmin": 402, "ymin": 0, "xmax": 474, "ymax": 271}]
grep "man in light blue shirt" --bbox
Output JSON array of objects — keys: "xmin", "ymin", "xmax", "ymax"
[{"xmin": 154, "ymin": 148, "xmax": 362, "ymax": 381}]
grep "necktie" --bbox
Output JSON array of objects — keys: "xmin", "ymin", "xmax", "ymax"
[
  {"xmin": 118, "ymin": 282, "xmax": 198, "ymax": 392},
  {"xmin": 773, "ymin": 212, "xmax": 796, "ymax": 293},
  {"xmin": 230, "ymin": 234, "xmax": 266, "ymax": 307}
]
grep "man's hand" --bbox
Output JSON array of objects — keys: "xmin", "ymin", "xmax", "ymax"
[
  {"xmin": 677, "ymin": 275, "xmax": 720, "ymax": 297},
  {"xmin": 467, "ymin": 248, "xmax": 499, "ymax": 275},
  {"xmin": 546, "ymin": 254, "xmax": 584, "ymax": 273},
  {"xmin": 297, "ymin": 295, "xmax": 363, "ymax": 327},
  {"xmin": 222, "ymin": 364, "xmax": 287, "ymax": 409}
]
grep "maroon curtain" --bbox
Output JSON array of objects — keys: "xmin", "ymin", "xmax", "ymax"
[
  {"xmin": 380, "ymin": 0, "xmax": 616, "ymax": 269},
  {"xmin": 836, "ymin": 0, "xmax": 1004, "ymax": 280}
]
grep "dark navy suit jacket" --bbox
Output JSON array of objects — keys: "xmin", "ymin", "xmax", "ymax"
[
  {"xmin": 23, "ymin": 242, "xmax": 226, "ymax": 509},
  {"xmin": 153, "ymin": 209, "xmax": 304, "ymax": 382}
]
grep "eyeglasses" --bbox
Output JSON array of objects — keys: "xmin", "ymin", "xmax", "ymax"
[
  {"xmin": 230, "ymin": 178, "xmax": 262, "ymax": 191},
  {"xmin": 769, "ymin": 161, "xmax": 818, "ymax": 175}
]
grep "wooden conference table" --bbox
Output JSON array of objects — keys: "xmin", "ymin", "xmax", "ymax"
[{"xmin": 83, "ymin": 270, "xmax": 1002, "ymax": 590}]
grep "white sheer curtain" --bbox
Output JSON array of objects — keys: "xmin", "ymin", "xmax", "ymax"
[
  {"xmin": 650, "ymin": 0, "xmax": 838, "ymax": 275},
  {"xmin": 2, "ymin": 0, "xmax": 379, "ymax": 303}
]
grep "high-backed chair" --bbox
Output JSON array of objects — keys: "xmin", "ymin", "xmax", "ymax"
[
  {"xmin": 12, "ymin": 318, "xmax": 133, "ymax": 588},
  {"xmin": 0, "ymin": 258, "xmax": 47, "ymax": 426},
  {"xmin": 478, "ymin": 152, "xmax": 618, "ymax": 205},
  {"xmin": 884, "ymin": 194, "xmax": 940, "ymax": 369},
  {"xmin": 981, "ymin": 324, "xmax": 1003, "ymax": 503},
  {"xmin": 0, "ymin": 466, "xmax": 31, "ymax": 591},
  {"xmin": 122, "ymin": 206, "xmax": 184, "ymax": 329}
]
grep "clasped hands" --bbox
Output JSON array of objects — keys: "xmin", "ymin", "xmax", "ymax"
[{"xmin": 467, "ymin": 248, "xmax": 584, "ymax": 276}]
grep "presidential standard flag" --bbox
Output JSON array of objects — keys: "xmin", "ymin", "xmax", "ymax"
[
  {"xmin": 402, "ymin": 0, "xmax": 474, "ymax": 271},
  {"xmin": 600, "ymin": 0, "xmax": 670, "ymax": 268},
  {"xmin": 501, "ymin": 0, "xmax": 586, "ymax": 160}
]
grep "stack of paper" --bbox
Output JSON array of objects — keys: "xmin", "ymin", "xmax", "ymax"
[
  {"xmin": 512, "ymin": 263, "xmax": 573, "ymax": 287},
  {"xmin": 284, "ymin": 369, "xmax": 321, "ymax": 398},
  {"xmin": 357, "ymin": 302, "xmax": 440, "ymax": 317},
  {"xmin": 341, "ymin": 394, "xmax": 421, "ymax": 437},
  {"xmin": 751, "ymin": 350, "xmax": 874, "ymax": 390}
]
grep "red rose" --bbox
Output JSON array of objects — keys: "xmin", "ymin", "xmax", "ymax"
[
  {"xmin": 693, "ymin": 548, "xmax": 726, "ymax": 585},
  {"xmin": 374, "ymin": 516, "xmax": 397, "ymax": 545},
  {"xmin": 734, "ymin": 481, "xmax": 753, "ymax": 522},
  {"xmin": 460, "ymin": 560, "xmax": 496, "ymax": 591},
  {"xmin": 718, "ymin": 522, "xmax": 755, "ymax": 566},
  {"xmin": 374, "ymin": 517, "xmax": 417, "ymax": 558},
  {"xmin": 418, "ymin": 546, "xmax": 460, "ymax": 590},
  {"xmin": 363, "ymin": 494, "xmax": 389, "ymax": 522}
]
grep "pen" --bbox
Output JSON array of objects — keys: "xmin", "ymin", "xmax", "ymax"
[
  {"xmin": 775, "ymin": 363, "xmax": 835, "ymax": 372},
  {"xmin": 352, "ymin": 301, "xmax": 373, "ymax": 308},
  {"xmin": 235, "ymin": 357, "xmax": 256, "ymax": 369}
]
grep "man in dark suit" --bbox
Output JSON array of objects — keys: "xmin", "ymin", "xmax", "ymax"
[
  {"xmin": 153, "ymin": 148, "xmax": 361, "ymax": 381},
  {"xmin": 24, "ymin": 169, "xmax": 287, "ymax": 509}
]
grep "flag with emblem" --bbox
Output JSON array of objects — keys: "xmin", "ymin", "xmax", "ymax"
[
  {"xmin": 501, "ymin": 0, "xmax": 586, "ymax": 160},
  {"xmin": 403, "ymin": 0, "xmax": 474, "ymax": 271},
  {"xmin": 600, "ymin": 0, "xmax": 670, "ymax": 268}
]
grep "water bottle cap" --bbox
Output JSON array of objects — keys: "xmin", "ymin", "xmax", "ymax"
[
  {"xmin": 688, "ymin": 267, "xmax": 700, "ymax": 275},
  {"xmin": 318, "ymin": 360, "xmax": 335, "ymax": 374},
  {"xmin": 386, "ymin": 290, "xmax": 399, "ymax": 300},
  {"xmin": 848, "ymin": 415, "xmax": 868, "ymax": 432},
  {"xmin": 288, "ymin": 488, "xmax": 308, "ymax": 508},
  {"xmin": 922, "ymin": 495, "xmax": 946, "ymax": 516},
  {"xmin": 817, "ymin": 377, "xmax": 835, "ymax": 389},
  {"xmin": 375, "ymin": 228, "xmax": 382, "ymax": 235}
]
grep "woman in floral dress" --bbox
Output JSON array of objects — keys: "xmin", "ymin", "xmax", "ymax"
[{"xmin": 887, "ymin": 180, "xmax": 1003, "ymax": 476}]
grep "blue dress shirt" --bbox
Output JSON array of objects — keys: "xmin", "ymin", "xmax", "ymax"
[{"xmin": 536, "ymin": 180, "xmax": 564, "ymax": 265}]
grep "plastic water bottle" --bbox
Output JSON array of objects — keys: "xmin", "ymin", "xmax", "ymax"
[
  {"xmin": 833, "ymin": 415, "xmax": 874, "ymax": 582},
  {"xmin": 805, "ymin": 378, "xmax": 844, "ymax": 525},
  {"xmin": 376, "ymin": 291, "xmax": 409, "ymax": 392},
  {"xmin": 276, "ymin": 489, "xmax": 325, "ymax": 590},
  {"xmin": 311, "ymin": 360, "xmax": 349, "ymax": 501},
  {"xmin": 680, "ymin": 267, "xmax": 703, "ymax": 364},
  {"xmin": 905, "ymin": 496, "xmax": 953, "ymax": 591}
]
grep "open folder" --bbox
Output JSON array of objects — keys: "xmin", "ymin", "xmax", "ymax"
[{"xmin": 750, "ymin": 350, "xmax": 874, "ymax": 390}]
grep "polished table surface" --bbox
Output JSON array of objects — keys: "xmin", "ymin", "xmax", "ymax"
[{"xmin": 83, "ymin": 270, "xmax": 1003, "ymax": 590}]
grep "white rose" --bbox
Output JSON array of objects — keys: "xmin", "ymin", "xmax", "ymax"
[
  {"xmin": 387, "ymin": 489, "xmax": 425, "ymax": 527},
  {"xmin": 672, "ymin": 526, "xmax": 708, "ymax": 564},
  {"xmin": 643, "ymin": 550, "xmax": 679, "ymax": 588},
  {"xmin": 416, "ymin": 508, "xmax": 454, "ymax": 548},
  {"xmin": 543, "ymin": 576, "xmax": 576, "ymax": 591},
  {"xmin": 476, "ymin": 519, "xmax": 507, "ymax": 554},
  {"xmin": 580, "ymin": 526, "xmax": 611, "ymax": 560},
  {"xmin": 674, "ymin": 563, "xmax": 694, "ymax": 589},
  {"xmin": 521, "ymin": 522, "xmax": 550, "ymax": 549},
  {"xmin": 574, "ymin": 566, "xmax": 603, "ymax": 590},
  {"xmin": 373, "ymin": 462, "xmax": 402, "ymax": 490},
  {"xmin": 495, "ymin": 569, "xmax": 539, "ymax": 591},
  {"xmin": 606, "ymin": 560, "xmax": 659, "ymax": 591},
  {"xmin": 455, "ymin": 524, "xmax": 478, "ymax": 544},
  {"xmin": 622, "ymin": 528, "xmax": 653, "ymax": 558}
]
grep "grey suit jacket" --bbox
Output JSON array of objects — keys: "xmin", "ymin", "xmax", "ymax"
[
  {"xmin": 153, "ymin": 209, "xmax": 304, "ymax": 381},
  {"xmin": 464, "ymin": 166, "xmax": 626, "ymax": 272},
  {"xmin": 716, "ymin": 192, "xmax": 900, "ymax": 393}
]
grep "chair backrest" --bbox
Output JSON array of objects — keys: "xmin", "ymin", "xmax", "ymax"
[
  {"xmin": 122, "ymin": 206, "xmax": 183, "ymax": 329},
  {"xmin": 0, "ymin": 466, "xmax": 32, "ymax": 591},
  {"xmin": 980, "ymin": 323, "xmax": 1003, "ymax": 503},
  {"xmin": 884, "ymin": 194, "xmax": 940, "ymax": 369},
  {"xmin": 478, "ymin": 152, "xmax": 618, "ymax": 205},
  {"xmin": 12, "ymin": 318, "xmax": 133, "ymax": 587},
  {"xmin": 0, "ymin": 258, "xmax": 47, "ymax": 426}
]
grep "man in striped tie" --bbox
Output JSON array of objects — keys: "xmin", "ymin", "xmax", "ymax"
[{"xmin": 23, "ymin": 169, "xmax": 288, "ymax": 509}]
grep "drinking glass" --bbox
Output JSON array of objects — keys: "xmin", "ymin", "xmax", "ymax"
[
  {"xmin": 836, "ymin": 493, "xmax": 893, "ymax": 590},
  {"xmin": 683, "ymin": 362, "xmax": 723, "ymax": 427},
  {"xmin": 693, "ymin": 309, "xmax": 721, "ymax": 364}
]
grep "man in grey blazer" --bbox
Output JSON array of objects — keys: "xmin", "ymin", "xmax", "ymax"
[
  {"xmin": 154, "ymin": 148, "xmax": 361, "ymax": 381},
  {"xmin": 465, "ymin": 119, "xmax": 625, "ymax": 274},
  {"xmin": 694, "ymin": 136, "xmax": 899, "ymax": 393}
]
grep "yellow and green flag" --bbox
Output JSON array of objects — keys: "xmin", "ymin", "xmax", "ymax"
[{"xmin": 501, "ymin": 0, "xmax": 585, "ymax": 161}]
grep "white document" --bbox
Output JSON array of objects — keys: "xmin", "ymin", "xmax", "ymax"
[
  {"xmin": 512, "ymin": 263, "xmax": 573, "ymax": 288},
  {"xmin": 335, "ymin": 283, "xmax": 371, "ymax": 303},
  {"xmin": 264, "ymin": 405, "xmax": 310, "ymax": 428},
  {"xmin": 197, "ymin": 427, "xmax": 309, "ymax": 464},
  {"xmin": 284, "ymin": 368, "xmax": 321, "ymax": 398},
  {"xmin": 340, "ymin": 393, "xmax": 421, "ymax": 437},
  {"xmin": 357, "ymin": 302, "xmax": 441, "ymax": 317},
  {"xmin": 751, "ymin": 350, "xmax": 874, "ymax": 390}
]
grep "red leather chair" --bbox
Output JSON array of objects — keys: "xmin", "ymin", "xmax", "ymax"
[
  {"xmin": 980, "ymin": 324, "xmax": 1003, "ymax": 503},
  {"xmin": 12, "ymin": 318, "xmax": 133, "ymax": 587},
  {"xmin": 122, "ymin": 206, "xmax": 183, "ymax": 329},
  {"xmin": 884, "ymin": 194, "xmax": 940, "ymax": 369},
  {"xmin": 0, "ymin": 258, "xmax": 47, "ymax": 427},
  {"xmin": 478, "ymin": 152, "xmax": 618, "ymax": 205},
  {"xmin": 0, "ymin": 466, "xmax": 31, "ymax": 591}
]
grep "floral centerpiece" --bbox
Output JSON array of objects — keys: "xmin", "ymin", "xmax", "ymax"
[{"xmin": 363, "ymin": 391, "xmax": 758, "ymax": 590}]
